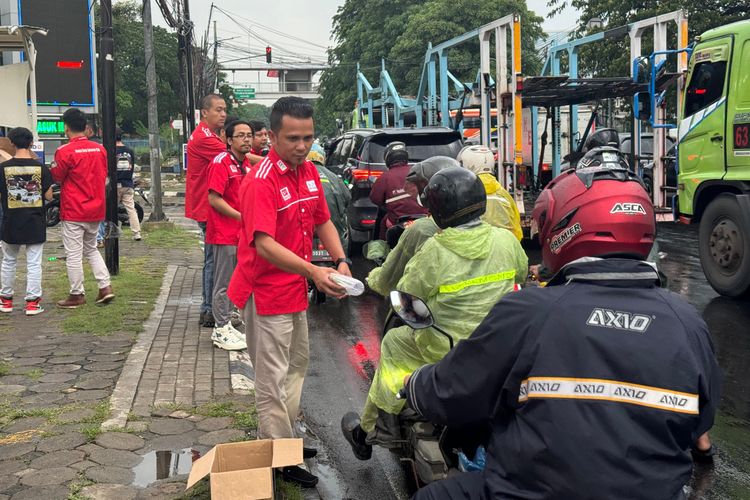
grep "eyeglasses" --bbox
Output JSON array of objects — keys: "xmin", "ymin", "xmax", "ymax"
[{"xmin": 231, "ymin": 133, "xmax": 253, "ymax": 139}]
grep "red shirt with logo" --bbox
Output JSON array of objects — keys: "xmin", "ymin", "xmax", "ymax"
[
  {"xmin": 186, "ymin": 121, "xmax": 226, "ymax": 222},
  {"xmin": 228, "ymin": 149, "xmax": 331, "ymax": 315},
  {"xmin": 52, "ymin": 136, "xmax": 108, "ymax": 222},
  {"xmin": 206, "ymin": 151, "xmax": 250, "ymax": 245}
]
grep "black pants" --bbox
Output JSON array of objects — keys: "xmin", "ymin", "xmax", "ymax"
[{"xmin": 412, "ymin": 472, "xmax": 485, "ymax": 500}]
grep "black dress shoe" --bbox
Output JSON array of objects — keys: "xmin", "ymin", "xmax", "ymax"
[
  {"xmin": 341, "ymin": 412, "xmax": 372, "ymax": 460},
  {"xmin": 280, "ymin": 465, "xmax": 319, "ymax": 488},
  {"xmin": 303, "ymin": 446, "xmax": 317, "ymax": 459},
  {"xmin": 200, "ymin": 311, "xmax": 215, "ymax": 328},
  {"xmin": 691, "ymin": 444, "xmax": 716, "ymax": 463}
]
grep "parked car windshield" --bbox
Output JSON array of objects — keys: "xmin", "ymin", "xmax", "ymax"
[{"xmin": 363, "ymin": 132, "xmax": 463, "ymax": 165}]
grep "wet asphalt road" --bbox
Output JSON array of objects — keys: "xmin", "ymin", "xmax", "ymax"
[{"xmin": 301, "ymin": 222, "xmax": 750, "ymax": 499}]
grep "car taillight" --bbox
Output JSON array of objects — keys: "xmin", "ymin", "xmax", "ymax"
[
  {"xmin": 351, "ymin": 169, "xmax": 383, "ymax": 182},
  {"xmin": 360, "ymin": 219, "xmax": 376, "ymax": 225}
]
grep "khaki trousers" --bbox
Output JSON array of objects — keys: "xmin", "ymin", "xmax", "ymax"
[
  {"xmin": 243, "ymin": 295, "xmax": 309, "ymax": 439},
  {"xmin": 61, "ymin": 221, "xmax": 111, "ymax": 295},
  {"xmin": 117, "ymin": 187, "xmax": 141, "ymax": 235}
]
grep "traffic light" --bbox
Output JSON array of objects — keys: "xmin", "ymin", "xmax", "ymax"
[{"xmin": 265, "ymin": 46, "xmax": 272, "ymax": 64}]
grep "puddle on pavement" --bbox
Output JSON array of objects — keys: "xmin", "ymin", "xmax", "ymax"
[{"xmin": 132, "ymin": 448, "xmax": 200, "ymax": 487}]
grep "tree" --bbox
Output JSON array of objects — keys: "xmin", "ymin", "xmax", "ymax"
[
  {"xmin": 235, "ymin": 103, "xmax": 272, "ymax": 124},
  {"xmin": 112, "ymin": 1, "xmax": 182, "ymax": 133},
  {"xmin": 547, "ymin": 0, "xmax": 749, "ymax": 79},
  {"xmin": 315, "ymin": 0, "xmax": 544, "ymax": 136}
]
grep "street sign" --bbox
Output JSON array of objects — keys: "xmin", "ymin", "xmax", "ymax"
[
  {"xmin": 171, "ymin": 119, "xmax": 183, "ymax": 130},
  {"xmin": 234, "ymin": 87, "xmax": 256, "ymax": 99},
  {"xmin": 37, "ymin": 118, "xmax": 65, "ymax": 136}
]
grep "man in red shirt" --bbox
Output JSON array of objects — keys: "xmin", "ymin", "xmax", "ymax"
[
  {"xmin": 249, "ymin": 120, "xmax": 269, "ymax": 163},
  {"xmin": 228, "ymin": 97, "xmax": 350, "ymax": 488},
  {"xmin": 186, "ymin": 94, "xmax": 227, "ymax": 327},
  {"xmin": 52, "ymin": 108, "xmax": 114, "ymax": 308},
  {"xmin": 207, "ymin": 120, "xmax": 252, "ymax": 351}
]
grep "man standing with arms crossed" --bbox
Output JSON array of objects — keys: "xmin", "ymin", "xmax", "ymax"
[
  {"xmin": 187, "ymin": 95, "xmax": 227, "ymax": 328},
  {"xmin": 228, "ymin": 97, "xmax": 350, "ymax": 488},
  {"xmin": 53, "ymin": 108, "xmax": 114, "ymax": 308},
  {"xmin": 206, "ymin": 120, "xmax": 252, "ymax": 351}
]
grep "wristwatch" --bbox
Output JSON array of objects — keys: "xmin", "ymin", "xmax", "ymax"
[{"xmin": 334, "ymin": 257, "xmax": 352, "ymax": 268}]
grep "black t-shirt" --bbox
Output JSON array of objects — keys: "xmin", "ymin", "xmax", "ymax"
[
  {"xmin": 0, "ymin": 158, "xmax": 53, "ymax": 244},
  {"xmin": 116, "ymin": 145, "xmax": 135, "ymax": 188}
]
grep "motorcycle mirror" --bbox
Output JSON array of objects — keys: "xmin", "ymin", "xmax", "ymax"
[{"xmin": 389, "ymin": 291, "xmax": 434, "ymax": 330}]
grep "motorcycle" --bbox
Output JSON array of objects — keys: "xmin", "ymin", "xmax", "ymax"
[
  {"xmin": 45, "ymin": 182, "xmax": 146, "ymax": 228},
  {"xmin": 384, "ymin": 290, "xmax": 489, "ymax": 487}
]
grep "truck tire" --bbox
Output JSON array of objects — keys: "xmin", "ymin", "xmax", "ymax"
[{"xmin": 699, "ymin": 194, "xmax": 750, "ymax": 297}]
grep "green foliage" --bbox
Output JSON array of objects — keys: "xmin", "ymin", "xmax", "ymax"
[
  {"xmin": 316, "ymin": 0, "xmax": 545, "ymax": 136},
  {"xmin": 234, "ymin": 104, "xmax": 272, "ymax": 125},
  {"xmin": 0, "ymin": 362, "xmax": 10, "ymax": 377},
  {"xmin": 113, "ymin": 1, "xmax": 182, "ymax": 133},
  {"xmin": 547, "ymin": 0, "xmax": 749, "ymax": 79}
]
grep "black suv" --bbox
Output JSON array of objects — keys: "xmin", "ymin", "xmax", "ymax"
[{"xmin": 325, "ymin": 127, "xmax": 463, "ymax": 248}]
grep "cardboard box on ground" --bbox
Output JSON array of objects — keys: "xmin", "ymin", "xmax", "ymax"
[{"xmin": 186, "ymin": 438, "xmax": 303, "ymax": 499}]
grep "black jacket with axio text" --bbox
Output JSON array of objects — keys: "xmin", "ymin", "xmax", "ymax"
[{"xmin": 406, "ymin": 257, "xmax": 721, "ymax": 500}]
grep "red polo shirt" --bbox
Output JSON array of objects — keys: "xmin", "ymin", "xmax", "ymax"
[
  {"xmin": 228, "ymin": 149, "xmax": 330, "ymax": 315},
  {"xmin": 52, "ymin": 136, "xmax": 107, "ymax": 222},
  {"xmin": 186, "ymin": 121, "xmax": 226, "ymax": 222},
  {"xmin": 206, "ymin": 151, "xmax": 250, "ymax": 245}
]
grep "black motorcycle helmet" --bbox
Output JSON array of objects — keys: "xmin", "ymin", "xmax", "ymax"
[
  {"xmin": 383, "ymin": 141, "xmax": 409, "ymax": 167},
  {"xmin": 577, "ymin": 146, "xmax": 630, "ymax": 171},
  {"xmin": 423, "ymin": 167, "xmax": 487, "ymax": 229},
  {"xmin": 406, "ymin": 156, "xmax": 460, "ymax": 206},
  {"xmin": 583, "ymin": 128, "xmax": 620, "ymax": 151}
]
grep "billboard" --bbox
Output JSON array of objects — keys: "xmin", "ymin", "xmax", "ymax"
[{"xmin": 18, "ymin": 0, "xmax": 96, "ymax": 107}]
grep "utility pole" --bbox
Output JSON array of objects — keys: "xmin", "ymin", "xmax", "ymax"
[
  {"xmin": 183, "ymin": 0, "xmax": 196, "ymax": 134},
  {"xmin": 213, "ymin": 20, "xmax": 218, "ymax": 91},
  {"xmin": 100, "ymin": 0, "xmax": 119, "ymax": 275},
  {"xmin": 143, "ymin": 0, "xmax": 166, "ymax": 221}
]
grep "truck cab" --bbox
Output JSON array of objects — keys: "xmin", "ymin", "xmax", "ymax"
[{"xmin": 677, "ymin": 19, "xmax": 750, "ymax": 297}]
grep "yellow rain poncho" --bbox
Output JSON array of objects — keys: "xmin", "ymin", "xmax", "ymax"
[
  {"xmin": 366, "ymin": 217, "xmax": 439, "ymax": 297},
  {"xmin": 360, "ymin": 221, "xmax": 528, "ymax": 434},
  {"xmin": 479, "ymin": 173, "xmax": 523, "ymax": 241}
]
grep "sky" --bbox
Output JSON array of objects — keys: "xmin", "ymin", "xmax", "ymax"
[{"xmin": 145, "ymin": 0, "xmax": 580, "ymax": 61}]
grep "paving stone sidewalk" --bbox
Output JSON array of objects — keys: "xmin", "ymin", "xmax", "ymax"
[{"xmin": 0, "ymin": 212, "xmax": 258, "ymax": 500}]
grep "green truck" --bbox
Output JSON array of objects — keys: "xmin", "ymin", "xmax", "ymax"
[{"xmin": 676, "ymin": 19, "xmax": 750, "ymax": 297}]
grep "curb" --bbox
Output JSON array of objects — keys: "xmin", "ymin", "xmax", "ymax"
[{"xmin": 102, "ymin": 264, "xmax": 178, "ymax": 430}]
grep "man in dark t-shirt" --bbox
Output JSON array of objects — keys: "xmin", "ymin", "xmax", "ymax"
[
  {"xmin": 115, "ymin": 129, "xmax": 141, "ymax": 240},
  {"xmin": 0, "ymin": 127, "xmax": 53, "ymax": 316}
]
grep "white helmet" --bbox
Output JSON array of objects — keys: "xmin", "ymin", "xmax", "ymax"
[{"xmin": 457, "ymin": 145, "xmax": 495, "ymax": 175}]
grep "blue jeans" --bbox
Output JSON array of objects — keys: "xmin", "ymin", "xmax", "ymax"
[
  {"xmin": 197, "ymin": 221, "xmax": 214, "ymax": 314},
  {"xmin": 97, "ymin": 222, "xmax": 106, "ymax": 242}
]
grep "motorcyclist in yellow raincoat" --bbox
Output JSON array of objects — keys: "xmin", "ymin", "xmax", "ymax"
[
  {"xmin": 366, "ymin": 156, "xmax": 458, "ymax": 297},
  {"xmin": 342, "ymin": 167, "xmax": 528, "ymax": 459},
  {"xmin": 457, "ymin": 145, "xmax": 523, "ymax": 241}
]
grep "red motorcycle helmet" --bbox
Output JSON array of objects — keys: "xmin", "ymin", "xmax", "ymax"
[{"xmin": 532, "ymin": 167, "xmax": 656, "ymax": 274}]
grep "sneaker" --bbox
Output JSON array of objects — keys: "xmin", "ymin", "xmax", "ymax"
[
  {"xmin": 0, "ymin": 297, "xmax": 12, "ymax": 313},
  {"xmin": 25, "ymin": 298, "xmax": 44, "ymax": 316},
  {"xmin": 227, "ymin": 323, "xmax": 246, "ymax": 343},
  {"xmin": 280, "ymin": 465, "xmax": 318, "ymax": 488},
  {"xmin": 212, "ymin": 324, "xmax": 247, "ymax": 351},
  {"xmin": 133, "ymin": 233, "xmax": 142, "ymax": 241},
  {"xmin": 97, "ymin": 240, "xmax": 104, "ymax": 248}
]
